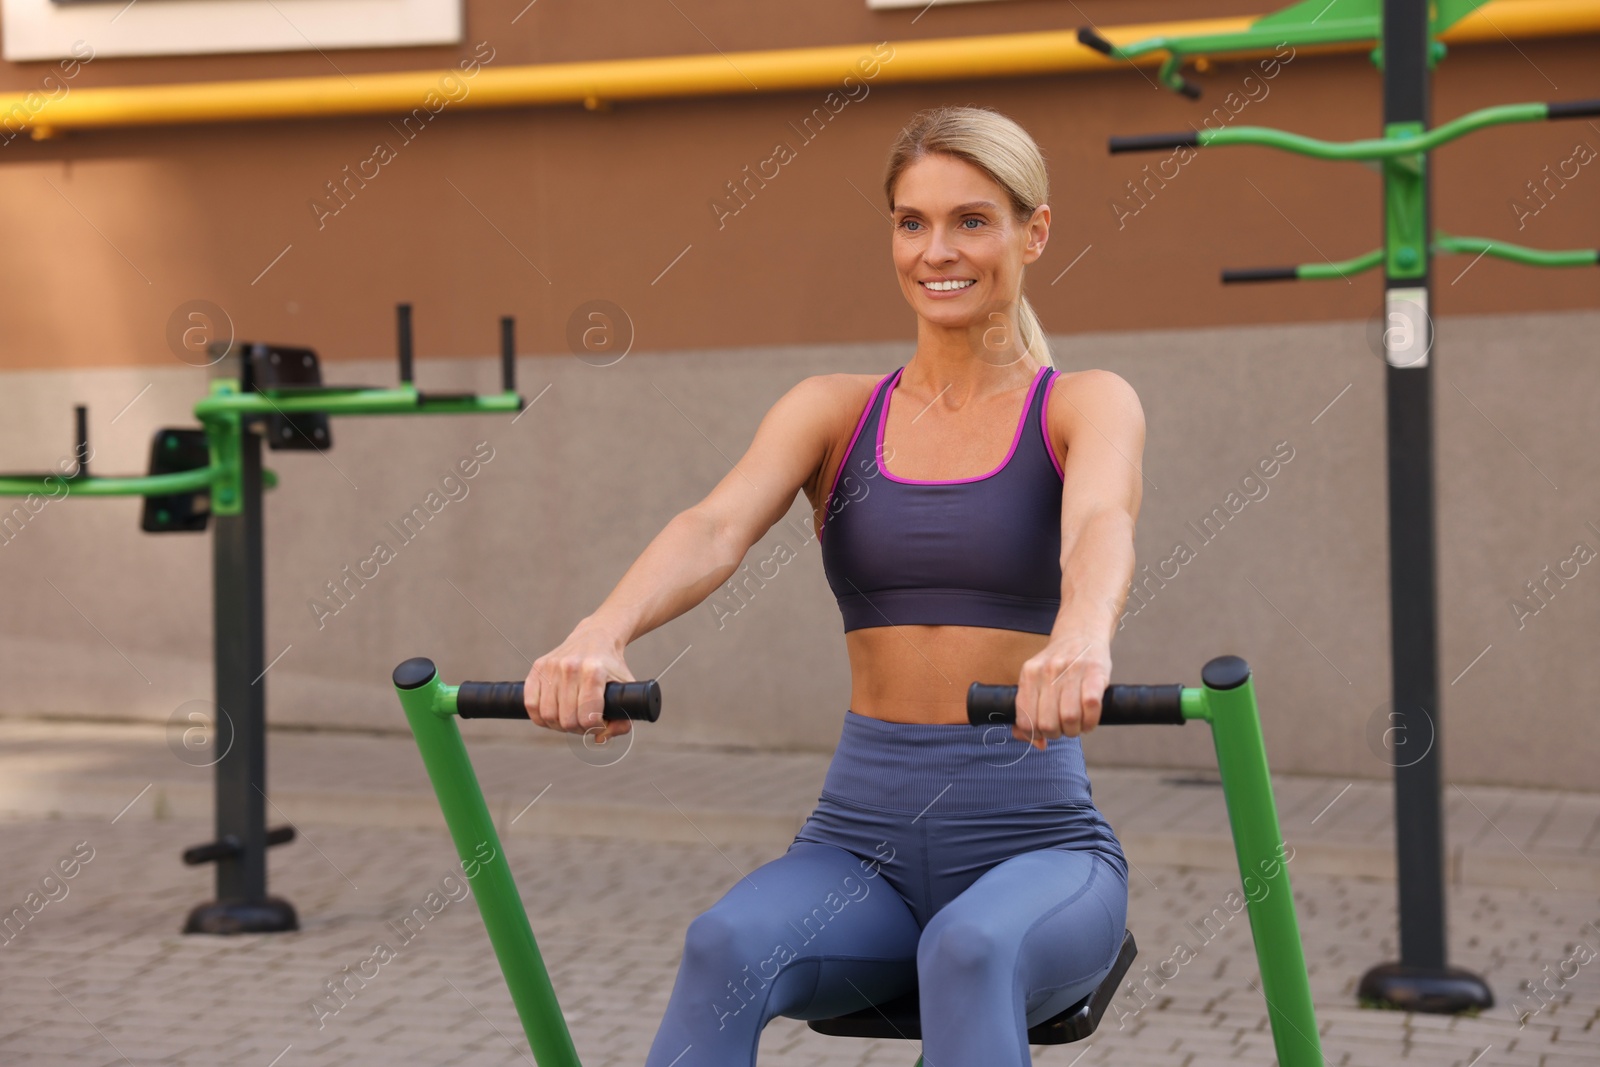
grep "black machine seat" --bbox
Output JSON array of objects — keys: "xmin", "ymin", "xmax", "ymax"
[{"xmin": 808, "ymin": 929, "xmax": 1137, "ymax": 1045}]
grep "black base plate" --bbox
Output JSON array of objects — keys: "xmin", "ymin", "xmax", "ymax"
[
  {"xmin": 1359, "ymin": 962, "xmax": 1494, "ymax": 1013},
  {"xmin": 183, "ymin": 896, "xmax": 299, "ymax": 935}
]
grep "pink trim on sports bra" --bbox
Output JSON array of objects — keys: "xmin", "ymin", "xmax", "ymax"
[
  {"xmin": 876, "ymin": 365, "xmax": 1048, "ymax": 485},
  {"xmin": 817, "ymin": 370, "xmax": 895, "ymax": 542},
  {"xmin": 1039, "ymin": 369, "xmax": 1065, "ymax": 480}
]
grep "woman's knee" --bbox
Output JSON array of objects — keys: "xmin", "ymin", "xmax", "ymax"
[
  {"xmin": 681, "ymin": 906, "xmax": 774, "ymax": 975},
  {"xmin": 918, "ymin": 911, "xmax": 1009, "ymax": 981}
]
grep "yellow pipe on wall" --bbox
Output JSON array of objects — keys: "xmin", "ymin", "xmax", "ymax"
[{"xmin": 5, "ymin": 0, "xmax": 1599, "ymax": 137}]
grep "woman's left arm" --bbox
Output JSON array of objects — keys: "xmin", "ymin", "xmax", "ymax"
[{"xmin": 1014, "ymin": 369, "xmax": 1146, "ymax": 749}]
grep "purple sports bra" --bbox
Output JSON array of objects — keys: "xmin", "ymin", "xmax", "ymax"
[{"xmin": 818, "ymin": 364, "xmax": 1065, "ymax": 634}]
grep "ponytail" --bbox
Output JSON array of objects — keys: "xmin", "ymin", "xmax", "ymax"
[{"xmin": 1015, "ymin": 293, "xmax": 1054, "ymax": 371}]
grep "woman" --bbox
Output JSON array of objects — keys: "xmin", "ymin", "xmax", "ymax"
[{"xmin": 524, "ymin": 106, "xmax": 1145, "ymax": 1066}]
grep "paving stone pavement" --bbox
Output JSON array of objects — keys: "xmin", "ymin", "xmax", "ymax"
[
  {"xmin": 2, "ymin": 810, "xmax": 1597, "ymax": 1067},
  {"xmin": 2, "ymin": 719, "xmax": 1597, "ymax": 893}
]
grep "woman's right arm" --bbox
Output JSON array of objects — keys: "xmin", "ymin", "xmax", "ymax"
[{"xmin": 523, "ymin": 374, "xmax": 855, "ymax": 738}]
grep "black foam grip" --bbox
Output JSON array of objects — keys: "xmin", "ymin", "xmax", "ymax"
[
  {"xmin": 456, "ymin": 681, "xmax": 527, "ymax": 719},
  {"xmin": 457, "ymin": 678, "xmax": 661, "ymax": 722},
  {"xmin": 1104, "ymin": 684, "xmax": 1186, "ymax": 724},
  {"xmin": 1548, "ymin": 98, "xmax": 1600, "ymax": 120},
  {"xmin": 1222, "ymin": 266, "xmax": 1300, "ymax": 284},
  {"xmin": 1109, "ymin": 131, "xmax": 1201, "ymax": 154},
  {"xmin": 1077, "ymin": 26, "xmax": 1115, "ymax": 55},
  {"xmin": 966, "ymin": 683, "xmax": 1186, "ymax": 726}
]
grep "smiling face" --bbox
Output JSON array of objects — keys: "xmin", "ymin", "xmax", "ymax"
[{"xmin": 889, "ymin": 152, "xmax": 1049, "ymax": 347}]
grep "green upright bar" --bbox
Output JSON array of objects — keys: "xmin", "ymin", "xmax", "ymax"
[
  {"xmin": 394, "ymin": 666, "xmax": 583, "ymax": 1067},
  {"xmin": 1200, "ymin": 663, "xmax": 1324, "ymax": 1067}
]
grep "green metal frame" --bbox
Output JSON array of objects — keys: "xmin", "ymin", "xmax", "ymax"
[
  {"xmin": 0, "ymin": 378, "xmax": 520, "ymax": 514},
  {"xmin": 1289, "ymin": 234, "xmax": 1597, "ymax": 281},
  {"xmin": 1095, "ymin": 3, "xmax": 1597, "ymax": 276},
  {"xmin": 1091, "ymin": 0, "xmax": 1490, "ymax": 97},
  {"xmin": 0, "ymin": 337, "xmax": 522, "ymax": 932},
  {"xmin": 1091, "ymin": 0, "xmax": 1594, "ymax": 1014},
  {"xmin": 1134, "ymin": 104, "xmax": 1600, "ymax": 278},
  {"xmin": 394, "ymin": 664, "xmax": 1325, "ymax": 1067}
]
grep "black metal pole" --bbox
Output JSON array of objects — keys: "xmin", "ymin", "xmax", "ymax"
[
  {"xmin": 1385, "ymin": 0, "xmax": 1446, "ymax": 974},
  {"xmin": 184, "ymin": 415, "xmax": 298, "ymax": 934},
  {"xmin": 1358, "ymin": 0, "xmax": 1490, "ymax": 1013}
]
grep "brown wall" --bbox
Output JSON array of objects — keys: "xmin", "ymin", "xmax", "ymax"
[{"xmin": 0, "ymin": 0, "xmax": 1594, "ymax": 372}]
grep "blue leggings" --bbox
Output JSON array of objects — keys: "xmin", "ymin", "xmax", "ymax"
[{"xmin": 644, "ymin": 711, "xmax": 1130, "ymax": 1067}]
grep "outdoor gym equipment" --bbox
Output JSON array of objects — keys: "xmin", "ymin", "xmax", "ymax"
[
  {"xmin": 392, "ymin": 652, "xmax": 1322, "ymax": 1067},
  {"xmin": 1078, "ymin": 0, "xmax": 1598, "ymax": 1012},
  {"xmin": 0, "ymin": 304, "xmax": 522, "ymax": 933}
]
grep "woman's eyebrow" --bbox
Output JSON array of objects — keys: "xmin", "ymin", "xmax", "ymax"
[{"xmin": 893, "ymin": 200, "xmax": 1000, "ymax": 215}]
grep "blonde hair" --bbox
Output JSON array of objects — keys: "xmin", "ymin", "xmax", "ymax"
[{"xmin": 883, "ymin": 106, "xmax": 1054, "ymax": 370}]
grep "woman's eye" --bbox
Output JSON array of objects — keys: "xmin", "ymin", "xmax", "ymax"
[
  {"xmin": 961, "ymin": 217, "xmax": 984, "ymax": 229},
  {"xmin": 900, "ymin": 219, "xmax": 921, "ymax": 232}
]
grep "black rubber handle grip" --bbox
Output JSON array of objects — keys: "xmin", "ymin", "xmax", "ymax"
[
  {"xmin": 1109, "ymin": 131, "xmax": 1201, "ymax": 154},
  {"xmin": 456, "ymin": 678, "xmax": 662, "ymax": 722},
  {"xmin": 1077, "ymin": 26, "xmax": 1115, "ymax": 55},
  {"xmin": 966, "ymin": 683, "xmax": 1185, "ymax": 726},
  {"xmin": 1222, "ymin": 266, "xmax": 1300, "ymax": 284},
  {"xmin": 1548, "ymin": 98, "xmax": 1600, "ymax": 120}
]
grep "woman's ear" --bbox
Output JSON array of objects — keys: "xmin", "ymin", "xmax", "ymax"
[{"xmin": 1022, "ymin": 203, "xmax": 1050, "ymax": 265}]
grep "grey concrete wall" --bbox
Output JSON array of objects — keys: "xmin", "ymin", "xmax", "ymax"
[{"xmin": 2, "ymin": 307, "xmax": 1597, "ymax": 791}]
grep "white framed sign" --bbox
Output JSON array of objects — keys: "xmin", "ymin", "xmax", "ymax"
[{"xmin": 3, "ymin": 0, "xmax": 461, "ymax": 62}]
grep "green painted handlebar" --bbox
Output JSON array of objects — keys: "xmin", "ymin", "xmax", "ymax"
[{"xmin": 1110, "ymin": 99, "xmax": 1598, "ymax": 160}]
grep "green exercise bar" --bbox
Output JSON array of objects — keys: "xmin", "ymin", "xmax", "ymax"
[
  {"xmin": 191, "ymin": 383, "xmax": 523, "ymax": 419},
  {"xmin": 1077, "ymin": 0, "xmax": 1497, "ymax": 98},
  {"xmin": 1223, "ymin": 235, "xmax": 1599, "ymax": 284},
  {"xmin": 392, "ymin": 655, "xmax": 1323, "ymax": 1066},
  {"xmin": 1109, "ymin": 99, "xmax": 1600, "ymax": 159}
]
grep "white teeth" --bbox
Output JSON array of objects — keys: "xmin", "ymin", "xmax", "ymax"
[{"xmin": 922, "ymin": 279, "xmax": 975, "ymax": 292}]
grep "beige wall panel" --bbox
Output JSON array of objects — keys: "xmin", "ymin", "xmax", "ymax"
[{"xmin": 2, "ymin": 307, "xmax": 1597, "ymax": 793}]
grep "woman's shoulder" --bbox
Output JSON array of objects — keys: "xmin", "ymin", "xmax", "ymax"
[
  {"xmin": 1045, "ymin": 367, "xmax": 1142, "ymax": 409},
  {"xmin": 1042, "ymin": 368, "xmax": 1146, "ymax": 446},
  {"xmin": 781, "ymin": 371, "xmax": 893, "ymax": 429},
  {"xmin": 778, "ymin": 373, "xmax": 895, "ymax": 504}
]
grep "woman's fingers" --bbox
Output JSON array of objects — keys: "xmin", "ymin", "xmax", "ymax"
[
  {"xmin": 1013, "ymin": 641, "xmax": 1111, "ymax": 746},
  {"xmin": 577, "ymin": 661, "xmax": 609, "ymax": 730},
  {"xmin": 1079, "ymin": 666, "xmax": 1106, "ymax": 733},
  {"xmin": 531, "ymin": 659, "xmax": 550, "ymax": 726},
  {"xmin": 524, "ymin": 641, "xmax": 633, "ymax": 737}
]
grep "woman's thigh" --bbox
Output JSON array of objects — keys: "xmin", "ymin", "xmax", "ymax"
[
  {"xmin": 684, "ymin": 840, "xmax": 923, "ymax": 1022},
  {"xmin": 919, "ymin": 848, "xmax": 1128, "ymax": 1024}
]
